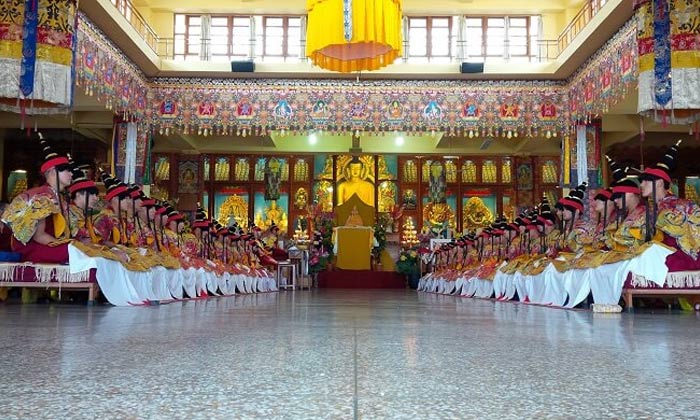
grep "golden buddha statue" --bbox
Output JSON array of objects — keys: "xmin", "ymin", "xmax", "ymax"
[{"xmin": 337, "ymin": 158, "xmax": 375, "ymax": 207}]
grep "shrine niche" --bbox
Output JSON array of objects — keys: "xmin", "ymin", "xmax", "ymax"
[
  {"xmin": 217, "ymin": 193, "xmax": 249, "ymax": 227},
  {"xmin": 254, "ymin": 190, "xmax": 289, "ymax": 232}
]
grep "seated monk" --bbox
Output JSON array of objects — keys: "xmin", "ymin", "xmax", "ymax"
[
  {"xmin": 1, "ymin": 135, "xmax": 73, "ymax": 263},
  {"xmin": 68, "ymin": 164, "xmax": 100, "ymax": 243}
]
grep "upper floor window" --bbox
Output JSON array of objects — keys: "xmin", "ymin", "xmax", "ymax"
[
  {"xmin": 464, "ymin": 15, "xmax": 540, "ymax": 62},
  {"xmin": 174, "ymin": 14, "xmax": 302, "ymax": 62},
  {"xmin": 260, "ymin": 16, "xmax": 302, "ymax": 62},
  {"xmin": 174, "ymin": 14, "xmax": 201, "ymax": 61},
  {"xmin": 406, "ymin": 16, "xmax": 453, "ymax": 63}
]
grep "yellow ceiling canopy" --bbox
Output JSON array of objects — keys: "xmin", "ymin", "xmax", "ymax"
[{"xmin": 306, "ymin": 0, "xmax": 403, "ymax": 73}]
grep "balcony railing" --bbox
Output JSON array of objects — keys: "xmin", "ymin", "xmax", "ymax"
[
  {"xmin": 108, "ymin": 0, "xmax": 159, "ymax": 52},
  {"xmin": 105, "ymin": 0, "xmax": 610, "ymax": 65},
  {"xmin": 557, "ymin": 0, "xmax": 609, "ymax": 53}
]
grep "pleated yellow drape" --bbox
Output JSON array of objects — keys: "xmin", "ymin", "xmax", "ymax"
[{"xmin": 306, "ymin": 0, "xmax": 402, "ymax": 72}]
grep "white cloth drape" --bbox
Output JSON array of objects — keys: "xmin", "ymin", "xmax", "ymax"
[
  {"xmin": 576, "ymin": 124, "xmax": 588, "ymax": 186},
  {"xmin": 124, "ymin": 122, "xmax": 138, "ymax": 184}
]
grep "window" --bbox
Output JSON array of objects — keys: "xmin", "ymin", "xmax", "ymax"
[
  {"xmin": 175, "ymin": 14, "xmax": 300, "ymax": 62},
  {"xmin": 209, "ymin": 16, "xmax": 252, "ymax": 62},
  {"xmin": 174, "ymin": 14, "xmax": 202, "ymax": 61},
  {"xmin": 261, "ymin": 16, "xmax": 302, "ymax": 62},
  {"xmin": 111, "ymin": 0, "xmax": 132, "ymax": 22},
  {"xmin": 406, "ymin": 17, "xmax": 453, "ymax": 63},
  {"xmin": 463, "ymin": 15, "xmax": 539, "ymax": 62}
]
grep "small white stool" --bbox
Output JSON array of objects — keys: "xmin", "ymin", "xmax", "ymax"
[{"xmin": 276, "ymin": 261, "xmax": 297, "ymax": 290}]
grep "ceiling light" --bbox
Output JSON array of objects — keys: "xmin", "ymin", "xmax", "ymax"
[
  {"xmin": 395, "ymin": 136, "xmax": 404, "ymax": 146},
  {"xmin": 309, "ymin": 133, "xmax": 318, "ymax": 145}
]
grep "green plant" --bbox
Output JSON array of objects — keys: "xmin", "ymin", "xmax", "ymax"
[{"xmin": 396, "ymin": 248, "xmax": 420, "ymax": 277}]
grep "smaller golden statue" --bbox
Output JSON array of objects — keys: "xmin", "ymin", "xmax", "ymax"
[
  {"xmin": 294, "ymin": 187, "xmax": 308, "ymax": 210},
  {"xmin": 345, "ymin": 206, "xmax": 364, "ymax": 226}
]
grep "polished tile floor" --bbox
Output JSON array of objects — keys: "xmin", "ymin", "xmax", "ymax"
[{"xmin": 1, "ymin": 290, "xmax": 700, "ymax": 419}]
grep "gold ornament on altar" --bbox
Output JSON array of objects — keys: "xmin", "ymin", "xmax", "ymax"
[
  {"xmin": 403, "ymin": 160, "xmax": 418, "ymax": 183},
  {"xmin": 462, "ymin": 197, "xmax": 494, "ymax": 229},
  {"xmin": 215, "ymin": 157, "xmax": 230, "ymax": 181},
  {"xmin": 292, "ymin": 217, "xmax": 310, "ymax": 249},
  {"xmin": 306, "ymin": 0, "xmax": 403, "ymax": 73},
  {"xmin": 154, "ymin": 157, "xmax": 170, "ymax": 181},
  {"xmin": 235, "ymin": 158, "xmax": 250, "ymax": 181},
  {"xmin": 401, "ymin": 217, "xmax": 419, "ymax": 249},
  {"xmin": 218, "ymin": 194, "xmax": 249, "ymax": 228},
  {"xmin": 294, "ymin": 159, "xmax": 309, "ymax": 182}
]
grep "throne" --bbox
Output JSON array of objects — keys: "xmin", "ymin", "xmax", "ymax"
[{"xmin": 332, "ymin": 194, "xmax": 376, "ymax": 270}]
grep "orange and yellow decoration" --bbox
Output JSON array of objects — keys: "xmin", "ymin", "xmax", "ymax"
[{"xmin": 306, "ymin": 0, "xmax": 402, "ymax": 72}]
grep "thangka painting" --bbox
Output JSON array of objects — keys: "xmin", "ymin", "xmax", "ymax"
[
  {"xmin": 178, "ymin": 160, "xmax": 199, "ymax": 194},
  {"xmin": 516, "ymin": 163, "xmax": 533, "ymax": 191}
]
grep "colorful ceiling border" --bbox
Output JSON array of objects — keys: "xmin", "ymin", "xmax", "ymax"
[
  {"xmin": 72, "ymin": 14, "xmax": 637, "ymax": 136},
  {"xmin": 75, "ymin": 13, "xmax": 149, "ymax": 118},
  {"xmin": 567, "ymin": 19, "xmax": 637, "ymax": 123}
]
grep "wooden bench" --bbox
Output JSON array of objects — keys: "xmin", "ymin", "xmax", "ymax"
[
  {"xmin": 622, "ymin": 288, "xmax": 700, "ymax": 310},
  {"xmin": 0, "ymin": 263, "xmax": 99, "ymax": 305}
]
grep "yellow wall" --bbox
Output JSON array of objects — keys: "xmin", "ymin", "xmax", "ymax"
[
  {"xmin": 541, "ymin": 12, "xmax": 566, "ymax": 39},
  {"xmin": 150, "ymin": 11, "xmax": 175, "ymax": 38}
]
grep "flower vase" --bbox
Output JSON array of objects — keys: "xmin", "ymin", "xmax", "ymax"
[{"xmin": 407, "ymin": 270, "xmax": 421, "ymax": 289}]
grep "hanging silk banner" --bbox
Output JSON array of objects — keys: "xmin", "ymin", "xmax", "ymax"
[
  {"xmin": 113, "ymin": 121, "xmax": 151, "ymax": 185},
  {"xmin": 635, "ymin": 0, "xmax": 700, "ymax": 125},
  {"xmin": 567, "ymin": 121, "xmax": 601, "ymax": 189},
  {"xmin": 0, "ymin": 0, "xmax": 79, "ymax": 115}
]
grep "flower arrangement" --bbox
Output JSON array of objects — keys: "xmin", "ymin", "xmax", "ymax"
[
  {"xmin": 372, "ymin": 222, "xmax": 387, "ymax": 259},
  {"xmin": 396, "ymin": 248, "xmax": 420, "ymax": 277},
  {"xmin": 308, "ymin": 204, "xmax": 335, "ymax": 273}
]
